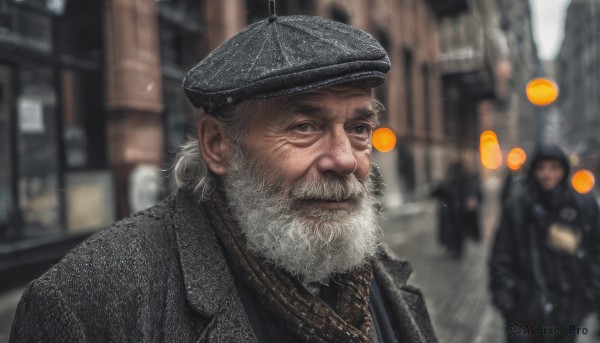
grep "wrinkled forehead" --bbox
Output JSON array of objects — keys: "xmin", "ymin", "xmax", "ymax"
[{"xmin": 260, "ymin": 83, "xmax": 376, "ymax": 120}]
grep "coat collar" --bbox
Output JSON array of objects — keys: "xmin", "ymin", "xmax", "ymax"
[
  {"xmin": 172, "ymin": 190, "xmax": 257, "ymax": 342},
  {"xmin": 374, "ymin": 243, "xmax": 413, "ymax": 285},
  {"xmin": 373, "ymin": 244, "xmax": 439, "ymax": 343}
]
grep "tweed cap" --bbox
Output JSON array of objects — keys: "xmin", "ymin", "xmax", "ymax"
[{"xmin": 182, "ymin": 15, "xmax": 390, "ymax": 114}]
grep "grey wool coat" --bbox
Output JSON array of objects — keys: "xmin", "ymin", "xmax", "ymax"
[{"xmin": 10, "ymin": 190, "xmax": 438, "ymax": 343}]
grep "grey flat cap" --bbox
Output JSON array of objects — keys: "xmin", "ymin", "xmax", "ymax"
[{"xmin": 182, "ymin": 15, "xmax": 390, "ymax": 114}]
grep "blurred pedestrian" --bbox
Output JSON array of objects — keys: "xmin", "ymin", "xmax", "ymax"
[
  {"xmin": 489, "ymin": 144, "xmax": 600, "ymax": 343},
  {"xmin": 10, "ymin": 10, "xmax": 437, "ymax": 343},
  {"xmin": 432, "ymin": 160, "xmax": 482, "ymax": 259}
]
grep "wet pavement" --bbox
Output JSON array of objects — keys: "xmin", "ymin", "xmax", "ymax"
[
  {"xmin": 380, "ymin": 178, "xmax": 598, "ymax": 343},
  {"xmin": 381, "ymin": 199, "xmax": 506, "ymax": 342}
]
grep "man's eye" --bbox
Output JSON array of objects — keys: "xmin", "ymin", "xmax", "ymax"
[
  {"xmin": 293, "ymin": 123, "xmax": 313, "ymax": 132},
  {"xmin": 352, "ymin": 124, "xmax": 371, "ymax": 135}
]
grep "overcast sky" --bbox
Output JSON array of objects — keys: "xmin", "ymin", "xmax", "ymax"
[{"xmin": 529, "ymin": 0, "xmax": 572, "ymax": 60}]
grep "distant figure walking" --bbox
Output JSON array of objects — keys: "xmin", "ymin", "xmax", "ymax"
[{"xmin": 432, "ymin": 160, "xmax": 482, "ymax": 259}]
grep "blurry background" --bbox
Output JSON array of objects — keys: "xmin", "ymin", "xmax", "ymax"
[{"xmin": 0, "ymin": 0, "xmax": 598, "ymax": 341}]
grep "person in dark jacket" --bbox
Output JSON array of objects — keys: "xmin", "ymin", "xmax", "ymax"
[
  {"xmin": 432, "ymin": 160, "xmax": 482, "ymax": 259},
  {"xmin": 490, "ymin": 144, "xmax": 600, "ymax": 343},
  {"xmin": 10, "ymin": 11, "xmax": 437, "ymax": 343}
]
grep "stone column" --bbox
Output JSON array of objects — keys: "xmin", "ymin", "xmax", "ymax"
[{"xmin": 104, "ymin": 0, "xmax": 163, "ymax": 218}]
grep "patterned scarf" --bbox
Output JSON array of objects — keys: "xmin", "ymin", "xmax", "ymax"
[{"xmin": 204, "ymin": 192, "xmax": 374, "ymax": 342}]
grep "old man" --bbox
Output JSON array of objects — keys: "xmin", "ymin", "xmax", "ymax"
[{"xmin": 10, "ymin": 12, "xmax": 437, "ymax": 343}]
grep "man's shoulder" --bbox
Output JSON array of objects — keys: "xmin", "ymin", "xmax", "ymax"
[
  {"xmin": 65, "ymin": 194, "xmax": 177, "ymax": 265},
  {"xmin": 32, "ymin": 193, "xmax": 187, "ymax": 299},
  {"xmin": 12, "ymin": 192, "xmax": 219, "ymax": 341}
]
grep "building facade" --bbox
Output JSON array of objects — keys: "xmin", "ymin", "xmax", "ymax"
[
  {"xmin": 557, "ymin": 0, "xmax": 600, "ymax": 178},
  {"xmin": 495, "ymin": 0, "xmax": 542, "ymax": 150},
  {"xmin": 436, "ymin": 0, "xmax": 541, "ymax": 180}
]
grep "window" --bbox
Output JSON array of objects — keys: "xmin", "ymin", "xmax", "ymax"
[
  {"xmin": 16, "ymin": 66, "xmax": 61, "ymax": 238},
  {"xmin": 0, "ymin": 3, "xmax": 53, "ymax": 53},
  {"xmin": 0, "ymin": 0, "xmax": 111, "ymax": 241},
  {"xmin": 56, "ymin": 0, "xmax": 103, "ymax": 65},
  {"xmin": 61, "ymin": 70, "xmax": 105, "ymax": 169}
]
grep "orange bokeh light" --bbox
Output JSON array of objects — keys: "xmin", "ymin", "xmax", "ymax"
[
  {"xmin": 372, "ymin": 127, "xmax": 397, "ymax": 153},
  {"xmin": 480, "ymin": 130, "xmax": 503, "ymax": 170},
  {"xmin": 571, "ymin": 170, "xmax": 595, "ymax": 194},
  {"xmin": 507, "ymin": 147, "xmax": 527, "ymax": 171},
  {"xmin": 526, "ymin": 78, "xmax": 559, "ymax": 106}
]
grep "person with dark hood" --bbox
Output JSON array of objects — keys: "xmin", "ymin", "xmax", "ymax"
[
  {"xmin": 10, "ymin": 7, "xmax": 437, "ymax": 343},
  {"xmin": 490, "ymin": 144, "xmax": 600, "ymax": 343}
]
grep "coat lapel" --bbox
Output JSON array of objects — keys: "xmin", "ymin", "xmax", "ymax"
[
  {"xmin": 374, "ymin": 244, "xmax": 439, "ymax": 343},
  {"xmin": 173, "ymin": 190, "xmax": 257, "ymax": 342}
]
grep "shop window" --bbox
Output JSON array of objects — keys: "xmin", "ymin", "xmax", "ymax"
[
  {"xmin": 0, "ymin": 0, "xmax": 111, "ymax": 241},
  {"xmin": 16, "ymin": 66, "xmax": 60, "ymax": 238}
]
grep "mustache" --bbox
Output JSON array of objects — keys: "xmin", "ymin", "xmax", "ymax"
[{"xmin": 290, "ymin": 174, "xmax": 369, "ymax": 202}]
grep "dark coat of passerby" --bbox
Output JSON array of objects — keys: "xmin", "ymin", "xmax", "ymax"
[
  {"xmin": 432, "ymin": 161, "xmax": 482, "ymax": 259},
  {"xmin": 490, "ymin": 145, "xmax": 600, "ymax": 343},
  {"xmin": 10, "ymin": 13, "xmax": 437, "ymax": 343},
  {"xmin": 500, "ymin": 169, "xmax": 525, "ymax": 207}
]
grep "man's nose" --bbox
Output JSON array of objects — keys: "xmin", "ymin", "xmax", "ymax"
[{"xmin": 316, "ymin": 130, "xmax": 358, "ymax": 176}]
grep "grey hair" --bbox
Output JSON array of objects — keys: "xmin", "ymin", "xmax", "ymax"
[
  {"xmin": 172, "ymin": 101, "xmax": 262, "ymax": 200},
  {"xmin": 172, "ymin": 85, "xmax": 383, "ymax": 200}
]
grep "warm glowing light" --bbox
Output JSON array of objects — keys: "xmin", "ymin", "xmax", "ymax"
[
  {"xmin": 571, "ymin": 170, "xmax": 595, "ymax": 194},
  {"xmin": 480, "ymin": 130, "xmax": 503, "ymax": 170},
  {"xmin": 507, "ymin": 147, "xmax": 527, "ymax": 171},
  {"xmin": 526, "ymin": 78, "xmax": 559, "ymax": 106},
  {"xmin": 372, "ymin": 127, "xmax": 397, "ymax": 153}
]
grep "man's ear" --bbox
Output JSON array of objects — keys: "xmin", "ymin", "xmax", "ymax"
[{"xmin": 197, "ymin": 115, "xmax": 231, "ymax": 176}]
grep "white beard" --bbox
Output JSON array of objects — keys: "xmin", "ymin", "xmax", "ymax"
[{"xmin": 223, "ymin": 147, "xmax": 382, "ymax": 283}]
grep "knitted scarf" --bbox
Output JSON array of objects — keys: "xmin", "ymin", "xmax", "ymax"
[{"xmin": 204, "ymin": 193, "xmax": 374, "ymax": 343}]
